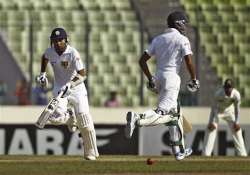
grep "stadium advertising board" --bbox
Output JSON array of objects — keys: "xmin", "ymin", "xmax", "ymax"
[
  {"xmin": 139, "ymin": 125, "xmax": 250, "ymax": 156},
  {"xmin": 0, "ymin": 124, "xmax": 249, "ymax": 156},
  {"xmin": 0, "ymin": 124, "xmax": 138, "ymax": 155}
]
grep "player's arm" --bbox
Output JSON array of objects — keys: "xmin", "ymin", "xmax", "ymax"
[
  {"xmin": 62, "ymin": 50, "xmax": 86, "ymax": 92},
  {"xmin": 139, "ymin": 51, "xmax": 152, "ymax": 81},
  {"xmin": 184, "ymin": 54, "xmax": 196, "ymax": 80},
  {"xmin": 207, "ymin": 93, "xmax": 218, "ymax": 130},
  {"xmin": 234, "ymin": 101, "xmax": 240, "ymax": 123},
  {"xmin": 233, "ymin": 92, "xmax": 241, "ymax": 131},
  {"xmin": 41, "ymin": 54, "xmax": 49, "ymax": 72},
  {"xmin": 70, "ymin": 69, "xmax": 87, "ymax": 88},
  {"xmin": 37, "ymin": 54, "xmax": 49, "ymax": 87},
  {"xmin": 181, "ymin": 36, "xmax": 200, "ymax": 92}
]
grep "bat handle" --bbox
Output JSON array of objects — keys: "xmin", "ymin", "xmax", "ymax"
[{"xmin": 57, "ymin": 90, "xmax": 64, "ymax": 98}]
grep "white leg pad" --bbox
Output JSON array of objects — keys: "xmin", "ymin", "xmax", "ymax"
[
  {"xmin": 76, "ymin": 113, "xmax": 99, "ymax": 158},
  {"xmin": 137, "ymin": 110, "xmax": 177, "ymax": 126}
]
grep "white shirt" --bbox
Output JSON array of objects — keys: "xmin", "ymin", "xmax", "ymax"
[
  {"xmin": 210, "ymin": 87, "xmax": 241, "ymax": 123},
  {"xmin": 44, "ymin": 45, "xmax": 85, "ymax": 88},
  {"xmin": 214, "ymin": 88, "xmax": 240, "ymax": 112},
  {"xmin": 146, "ymin": 28, "xmax": 192, "ymax": 75}
]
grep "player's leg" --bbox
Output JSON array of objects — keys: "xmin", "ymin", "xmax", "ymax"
[
  {"xmin": 167, "ymin": 104, "xmax": 192, "ymax": 160},
  {"xmin": 177, "ymin": 114, "xmax": 193, "ymax": 157},
  {"xmin": 69, "ymin": 89, "xmax": 99, "ymax": 160},
  {"xmin": 225, "ymin": 115, "xmax": 247, "ymax": 156},
  {"xmin": 125, "ymin": 74, "xmax": 180, "ymax": 138},
  {"xmin": 203, "ymin": 121, "xmax": 218, "ymax": 156},
  {"xmin": 66, "ymin": 106, "xmax": 77, "ymax": 132},
  {"xmin": 125, "ymin": 109, "xmax": 179, "ymax": 138}
]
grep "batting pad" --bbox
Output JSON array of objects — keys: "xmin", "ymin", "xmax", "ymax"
[
  {"xmin": 81, "ymin": 129, "xmax": 99, "ymax": 157},
  {"xmin": 77, "ymin": 113, "xmax": 99, "ymax": 157}
]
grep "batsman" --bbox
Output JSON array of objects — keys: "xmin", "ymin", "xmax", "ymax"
[
  {"xmin": 35, "ymin": 27, "xmax": 99, "ymax": 160},
  {"xmin": 125, "ymin": 11, "xmax": 199, "ymax": 161}
]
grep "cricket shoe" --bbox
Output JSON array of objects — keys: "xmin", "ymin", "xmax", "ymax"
[
  {"xmin": 125, "ymin": 111, "xmax": 139, "ymax": 138},
  {"xmin": 175, "ymin": 148, "xmax": 193, "ymax": 161},
  {"xmin": 66, "ymin": 109, "xmax": 77, "ymax": 132},
  {"xmin": 84, "ymin": 155, "xmax": 97, "ymax": 161},
  {"xmin": 184, "ymin": 148, "xmax": 193, "ymax": 157},
  {"xmin": 175, "ymin": 152, "xmax": 185, "ymax": 161}
]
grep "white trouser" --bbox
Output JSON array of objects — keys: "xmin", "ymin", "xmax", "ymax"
[
  {"xmin": 155, "ymin": 72, "xmax": 180, "ymax": 113},
  {"xmin": 203, "ymin": 111, "xmax": 247, "ymax": 156}
]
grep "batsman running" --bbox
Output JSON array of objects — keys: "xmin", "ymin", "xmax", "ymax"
[
  {"xmin": 125, "ymin": 11, "xmax": 200, "ymax": 161},
  {"xmin": 35, "ymin": 27, "xmax": 99, "ymax": 160},
  {"xmin": 203, "ymin": 79, "xmax": 247, "ymax": 156}
]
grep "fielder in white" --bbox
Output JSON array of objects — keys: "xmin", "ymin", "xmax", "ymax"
[
  {"xmin": 125, "ymin": 11, "xmax": 200, "ymax": 161},
  {"xmin": 36, "ymin": 27, "xmax": 99, "ymax": 160},
  {"xmin": 203, "ymin": 79, "xmax": 247, "ymax": 156}
]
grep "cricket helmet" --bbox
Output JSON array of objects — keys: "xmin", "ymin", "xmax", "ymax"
[
  {"xmin": 50, "ymin": 27, "xmax": 68, "ymax": 41},
  {"xmin": 167, "ymin": 11, "xmax": 188, "ymax": 35}
]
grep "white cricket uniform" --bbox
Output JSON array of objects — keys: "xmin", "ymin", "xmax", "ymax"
[
  {"xmin": 44, "ymin": 45, "xmax": 99, "ymax": 158},
  {"xmin": 203, "ymin": 88, "xmax": 247, "ymax": 156},
  {"xmin": 146, "ymin": 28, "xmax": 192, "ymax": 112},
  {"xmin": 133, "ymin": 28, "xmax": 193, "ymax": 156},
  {"xmin": 44, "ymin": 45, "xmax": 89, "ymax": 116}
]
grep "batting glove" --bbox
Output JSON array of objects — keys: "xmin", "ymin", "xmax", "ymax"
[
  {"xmin": 59, "ymin": 82, "xmax": 72, "ymax": 98},
  {"xmin": 36, "ymin": 72, "xmax": 48, "ymax": 87},
  {"xmin": 187, "ymin": 79, "xmax": 200, "ymax": 92},
  {"xmin": 147, "ymin": 76, "xmax": 158, "ymax": 94}
]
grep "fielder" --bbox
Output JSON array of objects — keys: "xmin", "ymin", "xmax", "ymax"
[
  {"xmin": 125, "ymin": 11, "xmax": 200, "ymax": 161},
  {"xmin": 203, "ymin": 79, "xmax": 247, "ymax": 156},
  {"xmin": 36, "ymin": 27, "xmax": 99, "ymax": 160}
]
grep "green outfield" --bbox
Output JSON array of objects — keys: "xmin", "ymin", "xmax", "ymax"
[{"xmin": 0, "ymin": 155, "xmax": 249, "ymax": 175}]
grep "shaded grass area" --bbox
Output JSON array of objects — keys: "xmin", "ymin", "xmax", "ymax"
[{"xmin": 0, "ymin": 155, "xmax": 249, "ymax": 175}]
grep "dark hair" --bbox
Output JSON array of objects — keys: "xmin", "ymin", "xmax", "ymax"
[
  {"xmin": 167, "ymin": 11, "xmax": 188, "ymax": 28},
  {"xmin": 224, "ymin": 78, "xmax": 234, "ymax": 89},
  {"xmin": 167, "ymin": 11, "xmax": 188, "ymax": 35}
]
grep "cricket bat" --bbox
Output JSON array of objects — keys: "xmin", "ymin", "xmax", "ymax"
[
  {"xmin": 182, "ymin": 115, "xmax": 192, "ymax": 133},
  {"xmin": 35, "ymin": 91, "xmax": 64, "ymax": 129}
]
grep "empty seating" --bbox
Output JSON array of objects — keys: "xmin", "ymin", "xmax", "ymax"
[
  {"xmin": 0, "ymin": 0, "xmax": 149, "ymax": 107},
  {"xmin": 181, "ymin": 0, "xmax": 250, "ymax": 106}
]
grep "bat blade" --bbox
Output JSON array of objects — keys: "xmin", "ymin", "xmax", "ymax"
[
  {"xmin": 35, "ymin": 98, "xmax": 60, "ymax": 129},
  {"xmin": 182, "ymin": 115, "xmax": 192, "ymax": 133},
  {"xmin": 35, "ymin": 108, "xmax": 52, "ymax": 128}
]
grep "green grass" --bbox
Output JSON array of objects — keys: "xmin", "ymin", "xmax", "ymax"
[{"xmin": 0, "ymin": 155, "xmax": 249, "ymax": 175}]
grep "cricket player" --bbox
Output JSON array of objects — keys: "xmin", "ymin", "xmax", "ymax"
[
  {"xmin": 36, "ymin": 27, "xmax": 99, "ymax": 160},
  {"xmin": 203, "ymin": 79, "xmax": 247, "ymax": 156},
  {"xmin": 125, "ymin": 11, "xmax": 200, "ymax": 161}
]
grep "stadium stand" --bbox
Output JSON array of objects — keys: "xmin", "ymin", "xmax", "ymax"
[
  {"xmin": 0, "ymin": 0, "xmax": 150, "ymax": 106},
  {"xmin": 1, "ymin": 0, "xmax": 249, "ymax": 106},
  {"xmin": 181, "ymin": 0, "xmax": 250, "ymax": 106}
]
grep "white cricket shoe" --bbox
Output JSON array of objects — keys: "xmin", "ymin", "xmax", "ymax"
[
  {"xmin": 125, "ymin": 111, "xmax": 139, "ymax": 138},
  {"xmin": 185, "ymin": 148, "xmax": 193, "ymax": 157},
  {"xmin": 66, "ymin": 109, "xmax": 77, "ymax": 132},
  {"xmin": 175, "ymin": 152, "xmax": 185, "ymax": 161},
  {"xmin": 175, "ymin": 148, "xmax": 192, "ymax": 161},
  {"xmin": 84, "ymin": 155, "xmax": 97, "ymax": 161}
]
